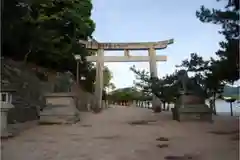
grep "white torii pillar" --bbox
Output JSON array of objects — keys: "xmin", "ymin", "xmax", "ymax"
[
  {"xmin": 148, "ymin": 47, "xmax": 160, "ymax": 110},
  {"xmin": 94, "ymin": 49, "xmax": 104, "ymax": 109}
]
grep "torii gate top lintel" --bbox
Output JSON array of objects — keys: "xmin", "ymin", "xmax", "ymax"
[{"xmin": 79, "ymin": 38, "xmax": 174, "ymax": 51}]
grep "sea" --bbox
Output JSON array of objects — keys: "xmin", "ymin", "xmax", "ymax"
[
  {"xmin": 142, "ymin": 99, "xmax": 240, "ymax": 116},
  {"xmin": 206, "ymin": 99, "xmax": 240, "ymax": 116}
]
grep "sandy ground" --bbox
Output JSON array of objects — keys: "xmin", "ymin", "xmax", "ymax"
[{"xmin": 1, "ymin": 106, "xmax": 239, "ymax": 160}]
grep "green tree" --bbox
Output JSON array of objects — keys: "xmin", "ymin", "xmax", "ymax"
[
  {"xmin": 177, "ymin": 53, "xmax": 210, "ymax": 94},
  {"xmin": 130, "ymin": 66, "xmax": 178, "ymax": 110},
  {"xmin": 2, "ymin": 0, "xmax": 31, "ymax": 59},
  {"xmin": 177, "ymin": 53, "xmax": 224, "ymax": 114},
  {"xmin": 84, "ymin": 66, "xmax": 115, "ymax": 93},
  {"xmin": 2, "ymin": 0, "xmax": 96, "ymax": 90},
  {"xmin": 108, "ymin": 87, "xmax": 142, "ymax": 103},
  {"xmin": 103, "ymin": 66, "xmax": 113, "ymax": 89},
  {"xmin": 108, "ymin": 83, "xmax": 116, "ymax": 91},
  {"xmin": 196, "ymin": 0, "xmax": 239, "ymax": 84}
]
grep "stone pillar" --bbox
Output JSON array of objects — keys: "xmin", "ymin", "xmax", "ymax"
[
  {"xmin": 1, "ymin": 108, "xmax": 7, "ymax": 135},
  {"xmin": 148, "ymin": 47, "xmax": 161, "ymax": 112},
  {"xmin": 1, "ymin": 102, "xmax": 14, "ymax": 137},
  {"xmin": 94, "ymin": 49, "xmax": 104, "ymax": 109}
]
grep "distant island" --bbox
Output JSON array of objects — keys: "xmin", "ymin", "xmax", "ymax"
[{"xmin": 222, "ymin": 85, "xmax": 240, "ymax": 100}]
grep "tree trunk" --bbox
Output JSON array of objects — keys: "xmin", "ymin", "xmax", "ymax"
[{"xmin": 212, "ymin": 92, "xmax": 217, "ymax": 115}]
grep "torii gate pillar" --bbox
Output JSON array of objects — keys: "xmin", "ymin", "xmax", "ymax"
[
  {"xmin": 148, "ymin": 47, "xmax": 161, "ymax": 111},
  {"xmin": 94, "ymin": 49, "xmax": 104, "ymax": 109}
]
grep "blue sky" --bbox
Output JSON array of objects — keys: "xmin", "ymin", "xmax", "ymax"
[{"xmin": 91, "ymin": 0, "xmax": 226, "ymax": 89}]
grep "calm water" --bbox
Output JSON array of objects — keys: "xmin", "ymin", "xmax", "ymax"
[
  {"xmin": 206, "ymin": 99, "xmax": 240, "ymax": 116},
  {"xmin": 142, "ymin": 100, "xmax": 240, "ymax": 116}
]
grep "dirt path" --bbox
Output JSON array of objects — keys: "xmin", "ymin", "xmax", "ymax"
[{"xmin": 1, "ymin": 106, "xmax": 239, "ymax": 160}]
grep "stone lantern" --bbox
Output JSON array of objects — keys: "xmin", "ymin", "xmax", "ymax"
[{"xmin": 0, "ymin": 88, "xmax": 15, "ymax": 137}]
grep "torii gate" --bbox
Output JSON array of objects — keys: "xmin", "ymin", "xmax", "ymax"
[{"xmin": 78, "ymin": 39, "xmax": 174, "ymax": 110}]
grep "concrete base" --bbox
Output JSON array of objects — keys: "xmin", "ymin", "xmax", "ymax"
[
  {"xmin": 39, "ymin": 93, "xmax": 80, "ymax": 124},
  {"xmin": 1, "ymin": 131, "xmax": 14, "ymax": 139},
  {"xmin": 174, "ymin": 104, "xmax": 212, "ymax": 122},
  {"xmin": 40, "ymin": 104, "xmax": 80, "ymax": 124}
]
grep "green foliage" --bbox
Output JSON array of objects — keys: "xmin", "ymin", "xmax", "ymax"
[
  {"xmin": 2, "ymin": 0, "xmax": 96, "ymax": 91},
  {"xmin": 130, "ymin": 52, "xmax": 229, "ymax": 105},
  {"xmin": 130, "ymin": 66, "xmax": 178, "ymax": 103},
  {"xmin": 196, "ymin": 0, "xmax": 239, "ymax": 84},
  {"xmin": 102, "ymin": 66, "xmax": 114, "ymax": 89},
  {"xmin": 107, "ymin": 83, "xmax": 116, "ymax": 91},
  {"xmin": 177, "ymin": 53, "xmax": 224, "ymax": 98},
  {"xmin": 108, "ymin": 87, "xmax": 144, "ymax": 102},
  {"xmin": 81, "ymin": 65, "xmax": 115, "ymax": 93},
  {"xmin": 129, "ymin": 1, "xmax": 239, "ymax": 107},
  {"xmin": 176, "ymin": 53, "xmax": 210, "ymax": 72}
]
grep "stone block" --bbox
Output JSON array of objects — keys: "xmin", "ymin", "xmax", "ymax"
[{"xmin": 39, "ymin": 93, "xmax": 80, "ymax": 124}]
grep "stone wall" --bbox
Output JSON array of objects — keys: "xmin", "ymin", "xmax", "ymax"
[
  {"xmin": 1, "ymin": 58, "xmax": 95, "ymax": 124},
  {"xmin": 2, "ymin": 59, "xmax": 48, "ymax": 123}
]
